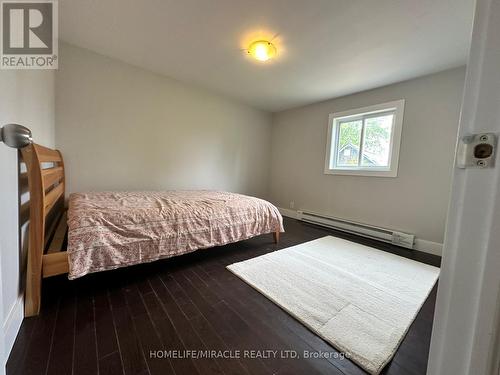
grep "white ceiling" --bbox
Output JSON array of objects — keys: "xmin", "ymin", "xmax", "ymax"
[{"xmin": 59, "ymin": 0, "xmax": 475, "ymax": 112}]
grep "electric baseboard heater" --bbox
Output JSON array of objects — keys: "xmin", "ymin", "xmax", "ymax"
[{"xmin": 297, "ymin": 210, "xmax": 415, "ymax": 249}]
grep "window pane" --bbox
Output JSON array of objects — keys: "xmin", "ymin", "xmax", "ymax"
[
  {"xmin": 336, "ymin": 120, "xmax": 362, "ymax": 167},
  {"xmin": 361, "ymin": 114, "xmax": 393, "ymax": 167}
]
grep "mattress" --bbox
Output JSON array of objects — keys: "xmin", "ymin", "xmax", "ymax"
[{"xmin": 67, "ymin": 190, "xmax": 284, "ymax": 279}]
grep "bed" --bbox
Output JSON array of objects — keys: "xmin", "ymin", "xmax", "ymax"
[{"xmin": 20, "ymin": 143, "xmax": 284, "ymax": 316}]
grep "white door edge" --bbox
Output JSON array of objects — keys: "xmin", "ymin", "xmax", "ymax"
[{"xmin": 427, "ymin": 0, "xmax": 500, "ymax": 374}]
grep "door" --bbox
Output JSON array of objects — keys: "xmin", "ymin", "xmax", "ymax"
[{"xmin": 427, "ymin": 0, "xmax": 500, "ymax": 374}]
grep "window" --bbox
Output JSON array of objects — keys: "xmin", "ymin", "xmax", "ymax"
[{"xmin": 324, "ymin": 100, "xmax": 405, "ymax": 177}]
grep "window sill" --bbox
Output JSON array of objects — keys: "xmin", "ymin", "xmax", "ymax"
[{"xmin": 324, "ymin": 168, "xmax": 398, "ymax": 177}]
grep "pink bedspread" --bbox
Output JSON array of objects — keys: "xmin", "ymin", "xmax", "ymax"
[{"xmin": 67, "ymin": 191, "xmax": 284, "ymax": 279}]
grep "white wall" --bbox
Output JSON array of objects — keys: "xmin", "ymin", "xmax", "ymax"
[
  {"xmin": 56, "ymin": 43, "xmax": 272, "ymax": 198},
  {"xmin": 269, "ymin": 67, "xmax": 465, "ymax": 253},
  {"xmin": 0, "ymin": 70, "xmax": 55, "ymax": 365}
]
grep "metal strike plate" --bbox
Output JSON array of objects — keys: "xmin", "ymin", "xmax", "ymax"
[{"xmin": 456, "ymin": 133, "xmax": 497, "ymax": 169}]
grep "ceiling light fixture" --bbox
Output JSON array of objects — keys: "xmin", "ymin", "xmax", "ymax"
[{"xmin": 247, "ymin": 40, "xmax": 277, "ymax": 62}]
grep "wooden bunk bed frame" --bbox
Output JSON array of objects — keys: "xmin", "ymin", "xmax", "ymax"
[{"xmin": 21, "ymin": 143, "xmax": 280, "ymax": 317}]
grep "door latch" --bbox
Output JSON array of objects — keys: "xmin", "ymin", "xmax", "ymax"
[{"xmin": 456, "ymin": 133, "xmax": 497, "ymax": 169}]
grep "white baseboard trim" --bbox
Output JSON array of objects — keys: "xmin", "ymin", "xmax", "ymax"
[
  {"xmin": 278, "ymin": 207, "xmax": 298, "ymax": 219},
  {"xmin": 3, "ymin": 295, "xmax": 23, "ymax": 364},
  {"xmin": 414, "ymin": 239, "xmax": 443, "ymax": 256},
  {"xmin": 278, "ymin": 207, "xmax": 443, "ymax": 256}
]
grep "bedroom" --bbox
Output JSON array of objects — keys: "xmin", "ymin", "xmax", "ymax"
[{"xmin": 0, "ymin": 0, "xmax": 499, "ymax": 375}]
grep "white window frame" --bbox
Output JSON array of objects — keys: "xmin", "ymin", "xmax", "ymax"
[{"xmin": 324, "ymin": 99, "xmax": 405, "ymax": 177}]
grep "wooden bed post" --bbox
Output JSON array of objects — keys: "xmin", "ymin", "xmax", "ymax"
[
  {"xmin": 21, "ymin": 145, "xmax": 45, "ymax": 317},
  {"xmin": 273, "ymin": 231, "xmax": 280, "ymax": 244}
]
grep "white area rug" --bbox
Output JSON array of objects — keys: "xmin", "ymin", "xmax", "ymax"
[{"xmin": 227, "ymin": 236, "xmax": 440, "ymax": 374}]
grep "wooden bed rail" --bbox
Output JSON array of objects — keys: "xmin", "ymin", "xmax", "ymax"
[{"xmin": 21, "ymin": 143, "xmax": 68, "ymax": 317}]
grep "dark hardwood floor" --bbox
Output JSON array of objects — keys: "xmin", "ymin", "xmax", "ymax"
[{"xmin": 7, "ymin": 217, "xmax": 440, "ymax": 375}]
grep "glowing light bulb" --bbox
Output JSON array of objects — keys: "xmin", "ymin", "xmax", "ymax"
[{"xmin": 247, "ymin": 40, "xmax": 276, "ymax": 62}]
